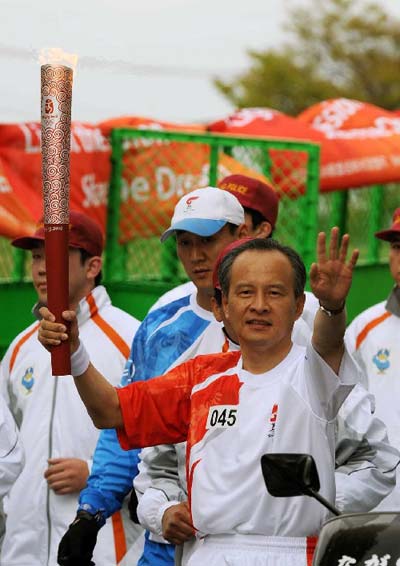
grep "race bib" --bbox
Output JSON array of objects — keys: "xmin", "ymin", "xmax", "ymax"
[{"xmin": 206, "ymin": 405, "xmax": 238, "ymax": 429}]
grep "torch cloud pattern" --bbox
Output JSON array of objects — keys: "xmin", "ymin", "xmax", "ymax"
[{"xmin": 41, "ymin": 64, "xmax": 73, "ymax": 225}]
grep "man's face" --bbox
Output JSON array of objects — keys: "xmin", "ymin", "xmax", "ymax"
[
  {"xmin": 222, "ymin": 249, "xmax": 304, "ymax": 352},
  {"xmin": 389, "ymin": 238, "xmax": 400, "ymax": 287},
  {"xmin": 31, "ymin": 244, "xmax": 92, "ymax": 307},
  {"xmin": 31, "ymin": 245, "xmax": 48, "ymax": 305},
  {"xmin": 176, "ymin": 224, "xmax": 239, "ymax": 292}
]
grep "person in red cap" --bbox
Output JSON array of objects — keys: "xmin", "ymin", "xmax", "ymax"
[
  {"xmin": 0, "ymin": 210, "xmax": 143, "ymax": 566},
  {"xmin": 218, "ymin": 174, "xmax": 279, "ymax": 237},
  {"xmin": 346, "ymin": 207, "xmax": 400, "ymax": 512}
]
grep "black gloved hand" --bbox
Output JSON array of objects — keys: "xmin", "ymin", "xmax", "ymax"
[
  {"xmin": 57, "ymin": 510, "xmax": 103, "ymax": 566},
  {"xmin": 128, "ymin": 488, "xmax": 139, "ymax": 524}
]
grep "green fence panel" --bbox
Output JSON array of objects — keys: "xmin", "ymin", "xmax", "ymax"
[
  {"xmin": 317, "ymin": 182, "xmax": 399, "ymax": 265},
  {"xmin": 104, "ymin": 128, "xmax": 321, "ymax": 284}
]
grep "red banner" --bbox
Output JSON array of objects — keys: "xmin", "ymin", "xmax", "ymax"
[
  {"xmin": 0, "ymin": 121, "xmax": 112, "ymax": 238},
  {"xmin": 0, "ymin": 116, "xmax": 270, "ymax": 240},
  {"xmin": 0, "ymin": 155, "xmax": 37, "ymax": 238},
  {"xmin": 5, "ymin": 102, "xmax": 397, "ymax": 240}
]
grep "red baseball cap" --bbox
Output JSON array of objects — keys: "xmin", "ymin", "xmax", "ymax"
[
  {"xmin": 212, "ymin": 237, "xmax": 255, "ymax": 290},
  {"xmin": 218, "ymin": 174, "xmax": 279, "ymax": 229},
  {"xmin": 375, "ymin": 208, "xmax": 400, "ymax": 242},
  {"xmin": 12, "ymin": 210, "xmax": 104, "ymax": 256}
]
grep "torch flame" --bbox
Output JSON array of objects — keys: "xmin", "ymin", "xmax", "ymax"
[{"xmin": 39, "ymin": 48, "xmax": 78, "ymax": 72}]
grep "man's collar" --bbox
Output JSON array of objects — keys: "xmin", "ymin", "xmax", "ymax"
[
  {"xmin": 386, "ymin": 285, "xmax": 400, "ymax": 317},
  {"xmin": 32, "ymin": 302, "xmax": 46, "ymax": 320},
  {"xmin": 222, "ymin": 326, "xmax": 239, "ymax": 346}
]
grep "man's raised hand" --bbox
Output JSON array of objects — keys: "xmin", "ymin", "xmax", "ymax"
[{"xmin": 310, "ymin": 227, "xmax": 359, "ymax": 310}]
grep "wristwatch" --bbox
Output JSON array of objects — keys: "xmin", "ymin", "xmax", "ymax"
[{"xmin": 318, "ymin": 302, "xmax": 345, "ymax": 317}]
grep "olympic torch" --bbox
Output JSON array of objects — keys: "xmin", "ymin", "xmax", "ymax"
[{"xmin": 40, "ymin": 49, "xmax": 76, "ymax": 375}]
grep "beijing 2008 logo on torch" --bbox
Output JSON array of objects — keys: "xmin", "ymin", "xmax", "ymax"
[{"xmin": 41, "ymin": 95, "xmax": 59, "ymax": 128}]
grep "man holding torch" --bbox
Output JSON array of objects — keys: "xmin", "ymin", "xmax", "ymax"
[{"xmin": 38, "ymin": 234, "xmax": 361, "ymax": 566}]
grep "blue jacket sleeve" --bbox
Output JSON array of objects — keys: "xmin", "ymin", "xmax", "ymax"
[
  {"xmin": 79, "ymin": 428, "xmax": 140, "ymax": 519},
  {"xmin": 78, "ymin": 327, "xmax": 144, "ymax": 519},
  {"xmin": 78, "ymin": 302, "xmax": 195, "ymax": 520}
]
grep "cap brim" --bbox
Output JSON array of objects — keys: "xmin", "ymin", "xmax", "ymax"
[
  {"xmin": 160, "ymin": 219, "xmax": 227, "ymax": 242},
  {"xmin": 11, "ymin": 235, "xmax": 45, "ymax": 250},
  {"xmin": 375, "ymin": 228, "xmax": 400, "ymax": 242}
]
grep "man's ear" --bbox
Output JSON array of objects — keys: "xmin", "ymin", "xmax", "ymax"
[
  {"xmin": 222, "ymin": 292, "xmax": 230, "ymax": 321},
  {"xmin": 237, "ymin": 223, "xmax": 249, "ymax": 238},
  {"xmin": 86, "ymin": 256, "xmax": 102, "ymax": 280},
  {"xmin": 294, "ymin": 293, "xmax": 306, "ymax": 321},
  {"xmin": 253, "ymin": 221, "xmax": 272, "ymax": 239},
  {"xmin": 211, "ymin": 296, "xmax": 223, "ymax": 322}
]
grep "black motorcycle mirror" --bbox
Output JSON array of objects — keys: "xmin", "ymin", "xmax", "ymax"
[{"xmin": 260, "ymin": 453, "xmax": 341, "ymax": 517}]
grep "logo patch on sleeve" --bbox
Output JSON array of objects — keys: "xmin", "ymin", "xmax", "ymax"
[{"xmin": 206, "ymin": 405, "xmax": 238, "ymax": 429}]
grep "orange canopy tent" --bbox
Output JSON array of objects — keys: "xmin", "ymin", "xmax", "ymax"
[{"xmin": 298, "ymin": 98, "xmax": 400, "ymax": 191}]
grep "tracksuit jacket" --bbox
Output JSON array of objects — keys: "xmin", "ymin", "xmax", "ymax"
[{"xmin": 0, "ymin": 285, "xmax": 142, "ymax": 566}]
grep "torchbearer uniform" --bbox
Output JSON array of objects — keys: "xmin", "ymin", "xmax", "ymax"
[
  {"xmin": 135, "ymin": 323, "xmax": 399, "ymax": 545},
  {"xmin": 82, "ymin": 291, "xmax": 317, "ymax": 565},
  {"xmin": 117, "ymin": 343, "xmax": 358, "ymax": 566},
  {"xmin": 0, "ymin": 286, "xmax": 142, "ymax": 566}
]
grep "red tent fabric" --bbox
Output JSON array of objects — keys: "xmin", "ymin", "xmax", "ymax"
[
  {"xmin": 209, "ymin": 107, "xmax": 322, "ymax": 142},
  {"xmin": 298, "ymin": 98, "xmax": 400, "ymax": 190},
  {"xmin": 209, "ymin": 101, "xmax": 400, "ymax": 192}
]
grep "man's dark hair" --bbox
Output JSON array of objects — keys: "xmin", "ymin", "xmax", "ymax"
[
  {"xmin": 243, "ymin": 207, "xmax": 274, "ymax": 237},
  {"xmin": 214, "ymin": 287, "xmax": 223, "ymax": 307},
  {"xmin": 78, "ymin": 249, "xmax": 102, "ymax": 287},
  {"xmin": 227, "ymin": 222, "xmax": 240, "ymax": 235},
  {"xmin": 218, "ymin": 238, "xmax": 306, "ymax": 299}
]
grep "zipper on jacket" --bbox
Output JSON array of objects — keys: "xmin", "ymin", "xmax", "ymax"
[{"xmin": 46, "ymin": 375, "xmax": 58, "ymax": 565}]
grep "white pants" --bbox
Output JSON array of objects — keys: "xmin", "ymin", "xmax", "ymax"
[{"xmin": 186, "ymin": 534, "xmax": 316, "ymax": 566}]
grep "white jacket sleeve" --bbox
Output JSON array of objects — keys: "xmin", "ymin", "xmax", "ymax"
[
  {"xmin": 0, "ymin": 393, "xmax": 24, "ymax": 499},
  {"xmin": 134, "ymin": 444, "xmax": 186, "ymax": 541},
  {"xmin": 335, "ymin": 383, "xmax": 399, "ymax": 513},
  {"xmin": 136, "ymin": 488, "xmax": 178, "ymax": 541}
]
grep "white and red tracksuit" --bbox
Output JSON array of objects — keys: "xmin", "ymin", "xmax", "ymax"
[{"xmin": 117, "ymin": 343, "xmax": 358, "ymax": 566}]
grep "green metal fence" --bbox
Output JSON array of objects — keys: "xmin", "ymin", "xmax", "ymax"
[
  {"xmin": 103, "ymin": 128, "xmax": 320, "ymax": 284},
  {"xmin": 318, "ymin": 183, "xmax": 399, "ymax": 264}
]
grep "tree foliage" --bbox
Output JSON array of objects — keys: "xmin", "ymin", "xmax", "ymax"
[{"xmin": 214, "ymin": 0, "xmax": 400, "ymax": 115}]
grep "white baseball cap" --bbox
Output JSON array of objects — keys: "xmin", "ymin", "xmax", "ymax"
[{"xmin": 160, "ymin": 187, "xmax": 245, "ymax": 242}]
